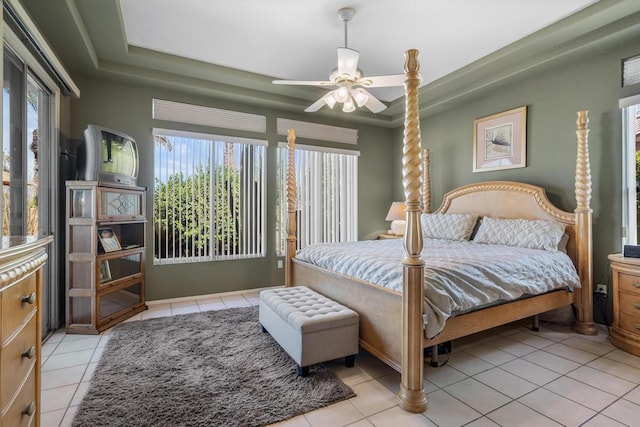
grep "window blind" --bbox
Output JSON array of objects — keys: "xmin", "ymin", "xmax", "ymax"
[
  {"xmin": 153, "ymin": 99, "xmax": 266, "ymax": 133},
  {"xmin": 276, "ymin": 118, "xmax": 358, "ymax": 145},
  {"xmin": 153, "ymin": 129, "xmax": 266, "ymax": 264},
  {"xmin": 276, "ymin": 144, "xmax": 358, "ymax": 256}
]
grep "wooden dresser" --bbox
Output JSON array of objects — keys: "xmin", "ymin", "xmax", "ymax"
[
  {"xmin": 0, "ymin": 236, "xmax": 52, "ymax": 427},
  {"xmin": 609, "ymin": 253, "xmax": 640, "ymax": 356}
]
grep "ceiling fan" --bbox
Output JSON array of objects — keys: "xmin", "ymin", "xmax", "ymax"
[{"xmin": 272, "ymin": 7, "xmax": 406, "ymax": 114}]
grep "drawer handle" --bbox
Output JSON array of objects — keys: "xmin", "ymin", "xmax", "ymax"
[
  {"xmin": 21, "ymin": 346, "xmax": 36, "ymax": 359},
  {"xmin": 635, "ymin": 324, "xmax": 640, "ymax": 330},
  {"xmin": 634, "ymin": 303, "xmax": 640, "ymax": 310},
  {"xmin": 21, "ymin": 293, "xmax": 36, "ymax": 305},
  {"xmin": 634, "ymin": 282, "xmax": 640, "ymax": 288},
  {"xmin": 22, "ymin": 401, "xmax": 36, "ymax": 417}
]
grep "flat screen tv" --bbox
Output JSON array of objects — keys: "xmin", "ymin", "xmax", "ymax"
[{"xmin": 77, "ymin": 124, "xmax": 139, "ymax": 187}]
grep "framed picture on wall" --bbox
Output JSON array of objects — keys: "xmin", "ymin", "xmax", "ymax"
[{"xmin": 473, "ymin": 106, "xmax": 527, "ymax": 172}]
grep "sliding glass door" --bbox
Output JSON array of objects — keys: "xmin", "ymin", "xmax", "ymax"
[{"xmin": 3, "ymin": 45, "xmax": 56, "ymax": 335}]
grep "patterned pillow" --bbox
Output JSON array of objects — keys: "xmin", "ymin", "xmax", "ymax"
[
  {"xmin": 420, "ymin": 213, "xmax": 479, "ymax": 241},
  {"xmin": 473, "ymin": 217, "xmax": 565, "ymax": 251}
]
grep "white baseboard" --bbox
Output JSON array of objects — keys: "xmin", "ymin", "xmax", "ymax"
[{"xmin": 146, "ymin": 284, "xmax": 283, "ymax": 306}]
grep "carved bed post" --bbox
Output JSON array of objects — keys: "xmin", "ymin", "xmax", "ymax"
[
  {"xmin": 422, "ymin": 148, "xmax": 431, "ymax": 213},
  {"xmin": 397, "ymin": 49, "xmax": 428, "ymax": 413},
  {"xmin": 573, "ymin": 111, "xmax": 597, "ymax": 335},
  {"xmin": 285, "ymin": 129, "xmax": 296, "ymax": 287}
]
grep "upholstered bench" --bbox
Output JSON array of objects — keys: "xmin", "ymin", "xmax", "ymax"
[{"xmin": 259, "ymin": 286, "xmax": 359, "ymax": 377}]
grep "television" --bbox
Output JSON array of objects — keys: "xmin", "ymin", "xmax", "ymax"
[{"xmin": 77, "ymin": 124, "xmax": 139, "ymax": 187}]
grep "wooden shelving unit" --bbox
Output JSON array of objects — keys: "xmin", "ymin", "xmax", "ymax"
[{"xmin": 65, "ymin": 181, "xmax": 147, "ymax": 334}]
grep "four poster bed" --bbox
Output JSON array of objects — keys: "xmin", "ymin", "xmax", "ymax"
[{"xmin": 284, "ymin": 50, "xmax": 597, "ymax": 413}]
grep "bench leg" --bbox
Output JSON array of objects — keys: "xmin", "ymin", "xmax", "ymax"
[
  {"xmin": 297, "ymin": 365, "xmax": 309, "ymax": 377},
  {"xmin": 345, "ymin": 355, "xmax": 356, "ymax": 368}
]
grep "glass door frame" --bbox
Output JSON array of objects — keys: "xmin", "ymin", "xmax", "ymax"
[{"xmin": 3, "ymin": 24, "xmax": 61, "ymax": 336}]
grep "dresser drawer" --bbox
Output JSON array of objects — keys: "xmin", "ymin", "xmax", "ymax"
[
  {"xmin": 1, "ymin": 312, "xmax": 37, "ymax": 409},
  {"xmin": 1, "ymin": 274, "xmax": 37, "ymax": 340},
  {"xmin": 618, "ymin": 311, "xmax": 640, "ymax": 335},
  {"xmin": 620, "ymin": 291, "xmax": 640, "ymax": 317},
  {"xmin": 1, "ymin": 366, "xmax": 36, "ymax": 427},
  {"xmin": 618, "ymin": 272, "xmax": 640, "ymax": 295}
]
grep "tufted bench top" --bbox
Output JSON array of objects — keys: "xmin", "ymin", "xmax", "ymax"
[{"xmin": 260, "ymin": 286, "xmax": 358, "ymax": 334}]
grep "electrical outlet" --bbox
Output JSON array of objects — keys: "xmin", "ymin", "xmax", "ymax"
[
  {"xmin": 277, "ymin": 260, "xmax": 283, "ymax": 269},
  {"xmin": 595, "ymin": 284, "xmax": 607, "ymax": 296}
]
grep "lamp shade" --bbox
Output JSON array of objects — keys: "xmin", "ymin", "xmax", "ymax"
[{"xmin": 385, "ymin": 201, "xmax": 405, "ymax": 221}]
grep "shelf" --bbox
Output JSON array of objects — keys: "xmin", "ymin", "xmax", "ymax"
[
  {"xmin": 66, "ymin": 182, "xmax": 147, "ymax": 334},
  {"xmin": 97, "ymin": 249, "xmax": 144, "ymax": 291}
]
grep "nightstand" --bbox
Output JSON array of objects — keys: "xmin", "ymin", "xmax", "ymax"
[
  {"xmin": 608, "ymin": 254, "xmax": 640, "ymax": 356},
  {"xmin": 378, "ymin": 233, "xmax": 402, "ymax": 239}
]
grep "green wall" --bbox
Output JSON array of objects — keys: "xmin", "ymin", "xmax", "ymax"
[
  {"xmin": 393, "ymin": 38, "xmax": 640, "ymax": 323},
  {"xmin": 69, "ymin": 76, "xmax": 395, "ymax": 300},
  {"xmin": 70, "ymin": 33, "xmax": 637, "ymax": 314}
]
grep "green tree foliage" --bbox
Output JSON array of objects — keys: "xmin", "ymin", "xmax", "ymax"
[{"xmin": 154, "ymin": 165, "xmax": 240, "ymax": 259}]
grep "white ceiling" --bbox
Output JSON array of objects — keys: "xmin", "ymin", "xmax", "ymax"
[{"xmin": 120, "ymin": 0, "xmax": 597, "ymax": 103}]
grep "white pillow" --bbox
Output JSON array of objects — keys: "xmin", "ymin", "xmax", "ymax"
[
  {"xmin": 420, "ymin": 213, "xmax": 479, "ymax": 241},
  {"xmin": 473, "ymin": 217, "xmax": 565, "ymax": 251}
]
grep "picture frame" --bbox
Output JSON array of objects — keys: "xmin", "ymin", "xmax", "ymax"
[
  {"xmin": 473, "ymin": 106, "xmax": 527, "ymax": 173},
  {"xmin": 98, "ymin": 227, "xmax": 121, "ymax": 252},
  {"xmin": 99, "ymin": 260, "xmax": 112, "ymax": 283}
]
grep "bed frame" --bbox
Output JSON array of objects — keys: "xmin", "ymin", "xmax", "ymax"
[{"xmin": 284, "ymin": 49, "xmax": 597, "ymax": 413}]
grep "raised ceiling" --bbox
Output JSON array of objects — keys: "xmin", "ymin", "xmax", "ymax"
[
  {"xmin": 18, "ymin": 0, "xmax": 640, "ymax": 126},
  {"xmin": 120, "ymin": 0, "xmax": 597, "ymax": 103}
]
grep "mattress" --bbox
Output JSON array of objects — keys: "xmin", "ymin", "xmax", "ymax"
[{"xmin": 295, "ymin": 238, "xmax": 580, "ymax": 338}]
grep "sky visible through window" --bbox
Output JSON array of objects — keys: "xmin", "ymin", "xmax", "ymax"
[{"xmin": 154, "ymin": 136, "xmax": 249, "ymax": 182}]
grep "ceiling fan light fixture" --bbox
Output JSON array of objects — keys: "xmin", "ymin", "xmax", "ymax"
[
  {"xmin": 274, "ymin": 7, "xmax": 404, "ymax": 115},
  {"xmin": 323, "ymin": 93, "xmax": 337, "ymax": 109},
  {"xmin": 353, "ymin": 89, "xmax": 369, "ymax": 107},
  {"xmin": 342, "ymin": 97, "xmax": 356, "ymax": 113},
  {"xmin": 335, "ymin": 86, "xmax": 350, "ymax": 103}
]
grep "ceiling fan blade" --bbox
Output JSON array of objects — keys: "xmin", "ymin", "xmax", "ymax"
[
  {"xmin": 337, "ymin": 48, "xmax": 359, "ymax": 77},
  {"xmin": 357, "ymin": 89, "xmax": 387, "ymax": 113},
  {"xmin": 304, "ymin": 97, "xmax": 328, "ymax": 113},
  {"xmin": 356, "ymin": 74, "xmax": 406, "ymax": 88},
  {"xmin": 272, "ymin": 80, "xmax": 335, "ymax": 87},
  {"xmin": 304, "ymin": 91, "xmax": 338, "ymax": 113}
]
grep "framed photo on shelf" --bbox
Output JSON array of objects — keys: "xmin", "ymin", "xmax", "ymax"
[
  {"xmin": 98, "ymin": 227, "xmax": 121, "ymax": 252},
  {"xmin": 473, "ymin": 106, "xmax": 527, "ymax": 173},
  {"xmin": 99, "ymin": 260, "xmax": 112, "ymax": 283}
]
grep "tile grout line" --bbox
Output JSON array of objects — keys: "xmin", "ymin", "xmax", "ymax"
[
  {"xmin": 40, "ymin": 298, "xmax": 640, "ymax": 427},
  {"xmin": 41, "ymin": 332, "xmax": 106, "ymax": 426},
  {"xmin": 447, "ymin": 335, "xmax": 623, "ymax": 425}
]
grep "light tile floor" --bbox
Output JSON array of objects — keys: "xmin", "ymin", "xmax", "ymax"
[{"xmin": 40, "ymin": 291, "xmax": 640, "ymax": 427}]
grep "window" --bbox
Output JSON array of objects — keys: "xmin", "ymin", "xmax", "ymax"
[
  {"xmin": 622, "ymin": 102, "xmax": 640, "ymax": 245},
  {"xmin": 276, "ymin": 143, "xmax": 358, "ymax": 256},
  {"xmin": 153, "ymin": 129, "xmax": 266, "ymax": 264},
  {"xmin": 2, "ymin": 48, "xmax": 51, "ymax": 238},
  {"xmin": 623, "ymin": 54, "xmax": 640, "ymax": 87}
]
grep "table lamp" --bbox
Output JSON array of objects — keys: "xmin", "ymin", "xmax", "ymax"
[{"xmin": 385, "ymin": 201, "xmax": 406, "ymax": 236}]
